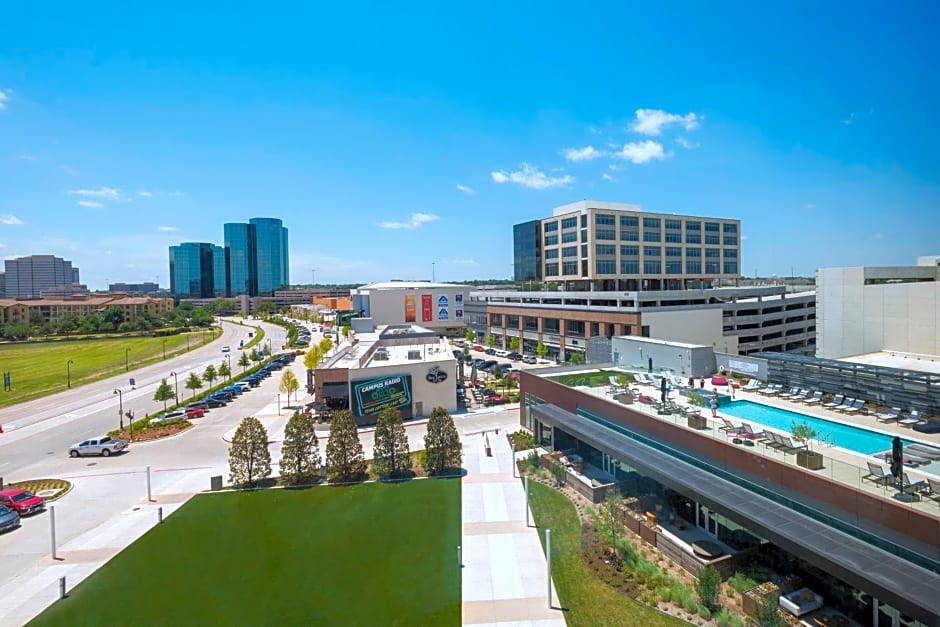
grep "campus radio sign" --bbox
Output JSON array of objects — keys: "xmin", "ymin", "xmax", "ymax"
[{"xmin": 352, "ymin": 374, "xmax": 413, "ymax": 417}]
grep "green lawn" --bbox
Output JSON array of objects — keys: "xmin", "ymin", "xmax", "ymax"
[
  {"xmin": 0, "ymin": 330, "xmax": 220, "ymax": 408},
  {"xmin": 30, "ymin": 479, "xmax": 462, "ymax": 627},
  {"xmin": 546, "ymin": 369, "xmax": 632, "ymax": 388},
  {"xmin": 527, "ymin": 481, "xmax": 684, "ymax": 627}
]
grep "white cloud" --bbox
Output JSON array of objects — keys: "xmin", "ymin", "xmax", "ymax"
[
  {"xmin": 804, "ymin": 203, "xmax": 816, "ymax": 209},
  {"xmin": 456, "ymin": 184, "xmax": 476, "ymax": 195},
  {"xmin": 843, "ymin": 112, "xmax": 855, "ymax": 126},
  {"xmin": 157, "ymin": 225, "xmax": 178, "ymax": 232},
  {"xmin": 872, "ymin": 232, "xmax": 884, "ymax": 240},
  {"xmin": 616, "ymin": 140, "xmax": 670, "ymax": 164},
  {"xmin": 378, "ymin": 212, "xmax": 439, "ymax": 230},
  {"xmin": 139, "ymin": 190, "xmax": 154, "ymax": 197},
  {"xmin": 602, "ymin": 173, "xmax": 616, "ymax": 182},
  {"xmin": 18, "ymin": 154, "xmax": 36, "ymax": 161},
  {"xmin": 741, "ymin": 235, "xmax": 750, "ymax": 241},
  {"xmin": 676, "ymin": 137, "xmax": 699, "ymax": 150},
  {"xmin": 563, "ymin": 145, "xmax": 605, "ymax": 162},
  {"xmin": 0, "ymin": 89, "xmax": 12, "ymax": 110},
  {"xmin": 0, "ymin": 214, "xmax": 23, "ymax": 225},
  {"xmin": 68, "ymin": 186, "xmax": 120, "ymax": 201},
  {"xmin": 444, "ymin": 258, "xmax": 478, "ymax": 265},
  {"xmin": 490, "ymin": 163, "xmax": 574, "ymax": 189},
  {"xmin": 77, "ymin": 200, "xmax": 103, "ymax": 208},
  {"xmin": 631, "ymin": 108, "xmax": 700, "ymax": 136}
]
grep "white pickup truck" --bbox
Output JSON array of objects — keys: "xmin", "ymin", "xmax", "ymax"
[{"xmin": 69, "ymin": 436, "xmax": 129, "ymax": 458}]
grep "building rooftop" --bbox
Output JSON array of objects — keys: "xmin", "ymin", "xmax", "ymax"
[
  {"xmin": 613, "ymin": 336, "xmax": 708, "ymax": 350},
  {"xmin": 840, "ymin": 351, "xmax": 940, "ymax": 376},
  {"xmin": 329, "ymin": 324, "xmax": 454, "ymax": 370},
  {"xmin": 355, "ymin": 281, "xmax": 465, "ymax": 291}
]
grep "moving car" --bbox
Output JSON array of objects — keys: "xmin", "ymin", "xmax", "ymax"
[
  {"xmin": 484, "ymin": 348, "xmax": 497, "ymax": 355},
  {"xmin": 0, "ymin": 504, "xmax": 20, "ymax": 533},
  {"xmin": 69, "ymin": 436, "xmax": 128, "ymax": 458},
  {"xmin": 0, "ymin": 489, "xmax": 46, "ymax": 516},
  {"xmin": 221, "ymin": 345, "xmax": 231, "ymax": 352}
]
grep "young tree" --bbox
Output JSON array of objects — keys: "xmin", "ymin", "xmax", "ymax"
[
  {"xmin": 536, "ymin": 341, "xmax": 549, "ymax": 360},
  {"xmin": 185, "ymin": 372, "xmax": 203, "ymax": 398},
  {"xmin": 604, "ymin": 489, "xmax": 623, "ymax": 559},
  {"xmin": 424, "ymin": 406, "xmax": 462, "ymax": 475},
  {"xmin": 153, "ymin": 378, "xmax": 175, "ymax": 410},
  {"xmin": 464, "ymin": 328, "xmax": 474, "ymax": 342},
  {"xmin": 238, "ymin": 351, "xmax": 251, "ymax": 372},
  {"xmin": 319, "ymin": 336, "xmax": 333, "ymax": 355},
  {"xmin": 325, "ymin": 410, "xmax": 366, "ymax": 483},
  {"xmin": 372, "ymin": 407, "xmax": 411, "ymax": 479},
  {"xmin": 249, "ymin": 348, "xmax": 262, "ymax": 363},
  {"xmin": 304, "ymin": 345, "xmax": 323, "ymax": 370},
  {"xmin": 509, "ymin": 336, "xmax": 520, "ymax": 351},
  {"xmin": 493, "ymin": 365, "xmax": 503, "ymax": 380},
  {"xmin": 228, "ymin": 416, "xmax": 272, "ymax": 488},
  {"xmin": 695, "ymin": 565, "xmax": 722, "ymax": 612},
  {"xmin": 279, "ymin": 370, "xmax": 300, "ymax": 404},
  {"xmin": 279, "ymin": 411, "xmax": 321, "ymax": 486},
  {"xmin": 485, "ymin": 334, "xmax": 495, "ymax": 348},
  {"xmin": 569, "ymin": 352, "xmax": 585, "ymax": 365},
  {"xmin": 218, "ymin": 360, "xmax": 232, "ymax": 382},
  {"xmin": 202, "ymin": 364, "xmax": 218, "ymax": 389}
]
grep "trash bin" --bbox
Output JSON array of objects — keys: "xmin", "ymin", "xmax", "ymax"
[{"xmin": 210, "ymin": 475, "xmax": 223, "ymax": 491}]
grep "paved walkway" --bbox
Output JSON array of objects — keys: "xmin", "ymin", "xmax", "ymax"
[{"xmin": 461, "ymin": 424, "xmax": 566, "ymax": 627}]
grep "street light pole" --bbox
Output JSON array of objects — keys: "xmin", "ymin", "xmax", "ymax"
[
  {"xmin": 125, "ymin": 348, "xmax": 130, "ymax": 372},
  {"xmin": 432, "ymin": 262, "xmax": 436, "ymax": 283},
  {"xmin": 67, "ymin": 359, "xmax": 74, "ymax": 389},
  {"xmin": 225, "ymin": 355, "xmax": 232, "ymax": 382},
  {"xmin": 170, "ymin": 371, "xmax": 179, "ymax": 405},
  {"xmin": 113, "ymin": 389, "xmax": 124, "ymax": 431},
  {"xmin": 277, "ymin": 393, "xmax": 281, "ymax": 416},
  {"xmin": 162, "ymin": 339, "xmax": 167, "ymax": 360}
]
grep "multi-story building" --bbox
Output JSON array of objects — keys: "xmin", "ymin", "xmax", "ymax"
[
  {"xmin": 3, "ymin": 255, "xmax": 81, "ymax": 299},
  {"xmin": 223, "ymin": 222, "xmax": 257, "ymax": 297},
  {"xmin": 350, "ymin": 281, "xmax": 470, "ymax": 335},
  {"xmin": 816, "ymin": 255, "xmax": 940, "ymax": 360},
  {"xmin": 169, "ymin": 243, "xmax": 226, "ymax": 299},
  {"xmin": 513, "ymin": 220, "xmax": 542, "ymax": 282},
  {"xmin": 249, "ymin": 217, "xmax": 289, "ymax": 295},
  {"xmin": 108, "ymin": 282, "xmax": 160, "ymax": 295},
  {"xmin": 516, "ymin": 200, "xmax": 741, "ymax": 291},
  {"xmin": 0, "ymin": 294, "xmax": 173, "ymax": 326},
  {"xmin": 467, "ymin": 285, "xmax": 816, "ymax": 362}
]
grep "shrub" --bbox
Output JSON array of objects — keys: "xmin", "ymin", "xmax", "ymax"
[
  {"xmin": 754, "ymin": 597, "xmax": 786, "ymax": 627},
  {"xmin": 695, "ymin": 565, "xmax": 722, "ymax": 611},
  {"xmin": 510, "ymin": 429, "xmax": 536, "ymax": 451},
  {"xmin": 727, "ymin": 572, "xmax": 759, "ymax": 594}
]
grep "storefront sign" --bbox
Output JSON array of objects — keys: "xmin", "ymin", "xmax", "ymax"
[
  {"xmin": 454, "ymin": 293, "xmax": 464, "ymax": 320},
  {"xmin": 438, "ymin": 294, "xmax": 449, "ymax": 320},
  {"xmin": 404, "ymin": 294, "xmax": 416, "ymax": 322},
  {"xmin": 352, "ymin": 375, "xmax": 413, "ymax": 416},
  {"xmin": 421, "ymin": 294, "xmax": 433, "ymax": 322},
  {"xmin": 426, "ymin": 366, "xmax": 448, "ymax": 383}
]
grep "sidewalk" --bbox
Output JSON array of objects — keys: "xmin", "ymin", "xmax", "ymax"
[{"xmin": 461, "ymin": 426, "xmax": 566, "ymax": 626}]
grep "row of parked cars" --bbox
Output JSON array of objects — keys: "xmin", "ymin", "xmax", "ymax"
[
  {"xmin": 0, "ymin": 488, "xmax": 46, "ymax": 534},
  {"xmin": 460, "ymin": 346, "xmax": 539, "ymax": 365}
]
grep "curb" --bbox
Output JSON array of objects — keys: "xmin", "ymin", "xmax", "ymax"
[{"xmin": 124, "ymin": 422, "xmax": 197, "ymax": 447}]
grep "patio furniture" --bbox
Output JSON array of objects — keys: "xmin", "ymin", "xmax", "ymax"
[
  {"xmin": 768, "ymin": 433, "xmax": 807, "ymax": 455},
  {"xmin": 907, "ymin": 444, "xmax": 940, "ymax": 459},
  {"xmin": 758, "ymin": 384, "xmax": 782, "ymax": 396},
  {"xmin": 822, "ymin": 394, "xmax": 845, "ymax": 409},
  {"xmin": 833, "ymin": 397, "xmax": 855, "ymax": 412},
  {"xmin": 841, "ymin": 399, "xmax": 866, "ymax": 415},
  {"xmin": 901, "ymin": 473, "xmax": 929, "ymax": 496},
  {"xmin": 719, "ymin": 418, "xmax": 744, "ymax": 432},
  {"xmin": 913, "ymin": 419, "xmax": 940, "ymax": 434},
  {"xmin": 802, "ymin": 391, "xmax": 823, "ymax": 405},
  {"xmin": 691, "ymin": 540, "xmax": 725, "ymax": 560},
  {"xmin": 741, "ymin": 378, "xmax": 762, "ymax": 391},
  {"xmin": 863, "ymin": 461, "xmax": 893, "ymax": 484},
  {"xmin": 926, "ymin": 478, "xmax": 940, "ymax": 502},
  {"xmin": 875, "ymin": 407, "xmax": 901, "ymax": 423},
  {"xmin": 779, "ymin": 588, "xmax": 824, "ymax": 617}
]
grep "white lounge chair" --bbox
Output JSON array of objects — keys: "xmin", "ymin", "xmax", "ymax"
[
  {"xmin": 742, "ymin": 378, "xmax": 762, "ymax": 391},
  {"xmin": 834, "ymin": 397, "xmax": 856, "ymax": 412},
  {"xmin": 898, "ymin": 409, "xmax": 923, "ymax": 427},
  {"xmin": 876, "ymin": 407, "xmax": 901, "ymax": 423},
  {"xmin": 802, "ymin": 391, "xmax": 823, "ymax": 405},
  {"xmin": 842, "ymin": 399, "xmax": 866, "ymax": 414},
  {"xmin": 864, "ymin": 461, "xmax": 893, "ymax": 484},
  {"xmin": 822, "ymin": 394, "xmax": 845, "ymax": 409}
]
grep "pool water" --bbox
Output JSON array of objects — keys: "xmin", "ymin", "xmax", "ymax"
[{"xmin": 721, "ymin": 400, "xmax": 911, "ymax": 455}]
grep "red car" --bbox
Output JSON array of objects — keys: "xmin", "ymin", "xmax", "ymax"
[
  {"xmin": 185, "ymin": 406, "xmax": 205, "ymax": 419},
  {"xmin": 484, "ymin": 394, "xmax": 510, "ymax": 406},
  {"xmin": 0, "ymin": 489, "xmax": 46, "ymax": 516},
  {"xmin": 473, "ymin": 345, "xmax": 485, "ymax": 352}
]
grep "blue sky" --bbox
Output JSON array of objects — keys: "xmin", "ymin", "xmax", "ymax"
[{"xmin": 1, "ymin": 2, "xmax": 938, "ymax": 289}]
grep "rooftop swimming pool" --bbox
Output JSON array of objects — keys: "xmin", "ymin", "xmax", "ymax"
[{"xmin": 720, "ymin": 400, "xmax": 910, "ymax": 455}]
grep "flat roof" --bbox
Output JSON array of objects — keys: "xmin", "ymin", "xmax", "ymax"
[
  {"xmin": 612, "ymin": 336, "xmax": 708, "ymax": 350},
  {"xmin": 532, "ymin": 403, "xmax": 940, "ymax": 623},
  {"xmin": 840, "ymin": 351, "xmax": 940, "ymax": 376},
  {"xmin": 355, "ymin": 281, "xmax": 465, "ymax": 290},
  {"xmin": 330, "ymin": 331, "xmax": 453, "ymax": 370},
  {"xmin": 364, "ymin": 341, "xmax": 453, "ymax": 368}
]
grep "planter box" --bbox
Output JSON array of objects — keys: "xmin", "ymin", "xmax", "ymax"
[
  {"xmin": 639, "ymin": 521, "xmax": 658, "ymax": 546},
  {"xmin": 687, "ymin": 414, "xmax": 708, "ymax": 430},
  {"xmin": 796, "ymin": 450, "xmax": 824, "ymax": 470},
  {"xmin": 743, "ymin": 583, "xmax": 781, "ymax": 618}
]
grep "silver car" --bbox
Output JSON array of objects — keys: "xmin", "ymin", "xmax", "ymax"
[
  {"xmin": 0, "ymin": 505, "xmax": 20, "ymax": 533},
  {"xmin": 69, "ymin": 436, "xmax": 128, "ymax": 458}
]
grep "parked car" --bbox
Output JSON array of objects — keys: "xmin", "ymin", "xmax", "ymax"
[
  {"xmin": 0, "ymin": 489, "xmax": 45, "ymax": 516},
  {"xmin": 507, "ymin": 352, "xmax": 523, "ymax": 361},
  {"xmin": 484, "ymin": 348, "xmax": 497, "ymax": 355},
  {"xmin": 205, "ymin": 396, "xmax": 227, "ymax": 408},
  {"xmin": 69, "ymin": 436, "xmax": 128, "ymax": 458},
  {"xmin": 484, "ymin": 394, "xmax": 510, "ymax": 406},
  {"xmin": 0, "ymin": 504, "xmax": 20, "ymax": 533},
  {"xmin": 473, "ymin": 345, "xmax": 485, "ymax": 352},
  {"xmin": 150, "ymin": 410, "xmax": 186, "ymax": 426},
  {"xmin": 522, "ymin": 355, "xmax": 538, "ymax": 364},
  {"xmin": 187, "ymin": 401, "xmax": 209, "ymax": 412},
  {"xmin": 185, "ymin": 406, "xmax": 205, "ymax": 419}
]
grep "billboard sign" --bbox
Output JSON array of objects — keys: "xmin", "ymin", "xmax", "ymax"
[
  {"xmin": 404, "ymin": 294, "xmax": 416, "ymax": 322},
  {"xmin": 352, "ymin": 374, "xmax": 413, "ymax": 417},
  {"xmin": 438, "ymin": 294, "xmax": 449, "ymax": 320},
  {"xmin": 421, "ymin": 294, "xmax": 433, "ymax": 322},
  {"xmin": 454, "ymin": 292, "xmax": 464, "ymax": 320}
]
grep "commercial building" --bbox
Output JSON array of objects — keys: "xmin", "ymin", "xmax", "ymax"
[
  {"xmin": 0, "ymin": 293, "xmax": 173, "ymax": 326},
  {"xmin": 350, "ymin": 281, "xmax": 470, "ymax": 335},
  {"xmin": 520, "ymin": 366, "xmax": 940, "ymax": 625},
  {"xmin": 169, "ymin": 243, "xmax": 226, "ymax": 299},
  {"xmin": 108, "ymin": 282, "xmax": 160, "ymax": 295},
  {"xmin": 313, "ymin": 323, "xmax": 457, "ymax": 425},
  {"xmin": 513, "ymin": 200, "xmax": 741, "ymax": 291},
  {"xmin": 2, "ymin": 255, "xmax": 82, "ymax": 299},
  {"xmin": 467, "ymin": 285, "xmax": 815, "ymax": 362},
  {"xmin": 816, "ymin": 255, "xmax": 940, "ymax": 360}
]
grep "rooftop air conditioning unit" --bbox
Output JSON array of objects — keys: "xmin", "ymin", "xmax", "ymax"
[
  {"xmin": 374, "ymin": 349, "xmax": 389, "ymax": 361},
  {"xmin": 407, "ymin": 350, "xmax": 422, "ymax": 360}
]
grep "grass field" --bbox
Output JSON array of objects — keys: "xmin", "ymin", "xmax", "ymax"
[
  {"xmin": 546, "ymin": 369, "xmax": 633, "ymax": 388},
  {"xmin": 30, "ymin": 479, "xmax": 462, "ymax": 627},
  {"xmin": 0, "ymin": 330, "xmax": 220, "ymax": 409},
  {"xmin": 527, "ymin": 481, "xmax": 683, "ymax": 627}
]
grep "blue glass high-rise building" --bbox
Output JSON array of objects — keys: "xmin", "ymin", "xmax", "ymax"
[
  {"xmin": 249, "ymin": 217, "xmax": 289, "ymax": 294},
  {"xmin": 169, "ymin": 243, "xmax": 220, "ymax": 298},
  {"xmin": 224, "ymin": 222, "xmax": 257, "ymax": 296}
]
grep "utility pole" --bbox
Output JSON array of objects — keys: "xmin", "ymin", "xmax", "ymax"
[{"xmin": 432, "ymin": 262, "xmax": 436, "ymax": 283}]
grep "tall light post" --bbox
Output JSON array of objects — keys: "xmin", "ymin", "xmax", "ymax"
[
  {"xmin": 125, "ymin": 347, "xmax": 130, "ymax": 372},
  {"xmin": 113, "ymin": 389, "xmax": 124, "ymax": 431},
  {"xmin": 162, "ymin": 339, "xmax": 167, "ymax": 360},
  {"xmin": 170, "ymin": 371, "xmax": 179, "ymax": 405},
  {"xmin": 225, "ymin": 355, "xmax": 232, "ymax": 382},
  {"xmin": 67, "ymin": 359, "xmax": 74, "ymax": 389},
  {"xmin": 277, "ymin": 393, "xmax": 281, "ymax": 416},
  {"xmin": 432, "ymin": 262, "xmax": 436, "ymax": 283}
]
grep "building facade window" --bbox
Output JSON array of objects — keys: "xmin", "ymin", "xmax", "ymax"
[
  {"xmin": 644, "ymin": 246, "xmax": 661, "ymax": 257},
  {"xmin": 723, "ymin": 235, "xmax": 738, "ymax": 246},
  {"xmin": 620, "ymin": 230, "xmax": 639, "ymax": 241},
  {"xmin": 705, "ymin": 248, "xmax": 720, "ymax": 258},
  {"xmin": 562, "ymin": 231, "xmax": 578, "ymax": 243},
  {"xmin": 581, "ymin": 214, "xmax": 587, "ymax": 228},
  {"xmin": 723, "ymin": 223, "xmax": 737, "ymax": 233},
  {"xmin": 665, "ymin": 219, "xmax": 682, "ymax": 230},
  {"xmin": 665, "ymin": 232, "xmax": 682, "ymax": 243},
  {"xmin": 723, "ymin": 249, "xmax": 738, "ymax": 259},
  {"xmin": 686, "ymin": 221, "xmax": 701, "ymax": 231},
  {"xmin": 545, "ymin": 263, "xmax": 559, "ymax": 276},
  {"xmin": 596, "ymin": 229, "xmax": 616, "ymax": 240},
  {"xmin": 507, "ymin": 315, "xmax": 519, "ymax": 328},
  {"xmin": 705, "ymin": 222, "xmax": 720, "ymax": 232},
  {"xmin": 544, "ymin": 221, "xmax": 558, "ymax": 233},
  {"xmin": 562, "ymin": 246, "xmax": 578, "ymax": 257},
  {"xmin": 665, "ymin": 246, "xmax": 682, "ymax": 257},
  {"xmin": 644, "ymin": 260, "xmax": 662, "ymax": 274},
  {"xmin": 620, "ymin": 215, "xmax": 639, "ymax": 228},
  {"xmin": 686, "ymin": 260, "xmax": 701, "ymax": 273},
  {"xmin": 686, "ymin": 233, "xmax": 701, "ymax": 244},
  {"xmin": 620, "ymin": 245, "xmax": 639, "ymax": 256},
  {"xmin": 705, "ymin": 261, "xmax": 720, "ymax": 274},
  {"xmin": 581, "ymin": 244, "xmax": 588, "ymax": 257},
  {"xmin": 561, "ymin": 216, "xmax": 578, "ymax": 229},
  {"xmin": 595, "ymin": 244, "xmax": 616, "ymax": 256},
  {"xmin": 621, "ymin": 260, "xmax": 639, "ymax": 274},
  {"xmin": 595, "ymin": 214, "xmax": 615, "ymax": 225},
  {"xmin": 686, "ymin": 247, "xmax": 701, "ymax": 258},
  {"xmin": 705, "ymin": 234, "xmax": 720, "ymax": 245},
  {"xmin": 595, "ymin": 260, "xmax": 616, "ymax": 274},
  {"xmin": 724, "ymin": 261, "xmax": 739, "ymax": 274},
  {"xmin": 545, "ymin": 249, "xmax": 559, "ymax": 260},
  {"xmin": 643, "ymin": 231, "xmax": 661, "ymax": 242},
  {"xmin": 562, "ymin": 261, "xmax": 578, "ymax": 274},
  {"xmin": 544, "ymin": 234, "xmax": 558, "ymax": 246},
  {"xmin": 643, "ymin": 217, "xmax": 661, "ymax": 229},
  {"xmin": 665, "ymin": 261, "xmax": 682, "ymax": 274}
]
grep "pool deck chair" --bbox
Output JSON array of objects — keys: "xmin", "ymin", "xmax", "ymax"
[
  {"xmin": 864, "ymin": 461, "xmax": 894, "ymax": 485},
  {"xmin": 758, "ymin": 384, "xmax": 782, "ymax": 396},
  {"xmin": 780, "ymin": 388, "xmax": 803, "ymax": 400},
  {"xmin": 842, "ymin": 399, "xmax": 866, "ymax": 415},
  {"xmin": 792, "ymin": 389, "xmax": 814, "ymax": 403},
  {"xmin": 876, "ymin": 407, "xmax": 901, "ymax": 423},
  {"xmin": 902, "ymin": 473, "xmax": 929, "ymax": 496},
  {"xmin": 822, "ymin": 394, "xmax": 845, "ymax": 409},
  {"xmin": 719, "ymin": 418, "xmax": 744, "ymax": 432},
  {"xmin": 771, "ymin": 434, "xmax": 807, "ymax": 455},
  {"xmin": 802, "ymin": 391, "xmax": 823, "ymax": 405},
  {"xmin": 926, "ymin": 478, "xmax": 940, "ymax": 503},
  {"xmin": 742, "ymin": 379, "xmax": 762, "ymax": 391},
  {"xmin": 834, "ymin": 397, "xmax": 856, "ymax": 412}
]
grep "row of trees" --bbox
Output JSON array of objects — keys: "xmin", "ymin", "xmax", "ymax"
[
  {"xmin": 464, "ymin": 330, "xmax": 586, "ymax": 364},
  {"xmin": 151, "ymin": 351, "xmax": 265, "ymax": 409},
  {"xmin": 303, "ymin": 336, "xmax": 333, "ymax": 370},
  {"xmin": 228, "ymin": 406, "xmax": 463, "ymax": 487}
]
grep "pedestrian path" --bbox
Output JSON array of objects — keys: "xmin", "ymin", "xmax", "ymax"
[{"xmin": 461, "ymin": 427, "xmax": 566, "ymax": 626}]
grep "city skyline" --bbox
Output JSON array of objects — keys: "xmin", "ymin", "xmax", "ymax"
[{"xmin": 1, "ymin": 3, "xmax": 939, "ymax": 289}]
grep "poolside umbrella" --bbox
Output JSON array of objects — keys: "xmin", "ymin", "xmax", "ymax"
[
  {"xmin": 890, "ymin": 436, "xmax": 903, "ymax": 484},
  {"xmin": 660, "ymin": 376, "xmax": 667, "ymax": 403},
  {"xmin": 470, "ymin": 363, "xmax": 477, "ymax": 383}
]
